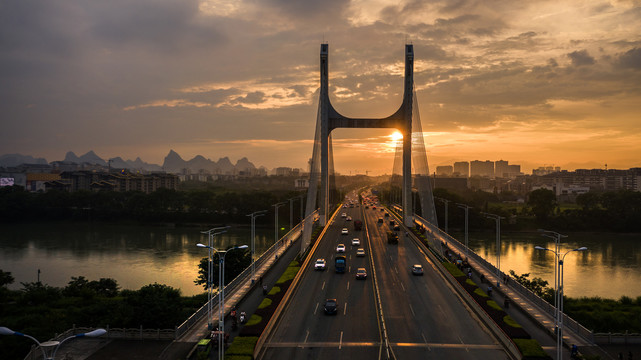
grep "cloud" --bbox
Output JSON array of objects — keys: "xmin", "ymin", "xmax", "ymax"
[
  {"xmin": 568, "ymin": 50, "xmax": 596, "ymax": 66},
  {"xmin": 617, "ymin": 47, "xmax": 641, "ymax": 69}
]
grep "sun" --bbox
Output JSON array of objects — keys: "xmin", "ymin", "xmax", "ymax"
[{"xmin": 390, "ymin": 131, "xmax": 403, "ymax": 141}]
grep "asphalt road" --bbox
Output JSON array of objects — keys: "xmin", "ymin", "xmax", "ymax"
[{"xmin": 262, "ymin": 192, "xmax": 509, "ymax": 359}]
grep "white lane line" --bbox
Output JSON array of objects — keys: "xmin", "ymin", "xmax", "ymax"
[
  {"xmin": 305, "ymin": 330, "xmax": 310, "ymax": 343},
  {"xmin": 409, "ymin": 303, "xmax": 415, "ymax": 316},
  {"xmin": 314, "ymin": 302, "xmax": 319, "ymax": 315},
  {"xmin": 401, "ymin": 282, "xmax": 406, "ymax": 292},
  {"xmin": 344, "ymin": 302, "xmax": 348, "ymax": 315},
  {"xmin": 339, "ymin": 331, "xmax": 344, "ymax": 349},
  {"xmin": 322, "ymin": 281, "xmax": 325, "ymax": 290},
  {"xmin": 348, "ymin": 266, "xmax": 351, "ymax": 273},
  {"xmin": 347, "ymin": 281, "xmax": 350, "ymax": 290}
]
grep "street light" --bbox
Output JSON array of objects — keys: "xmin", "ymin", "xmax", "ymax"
[
  {"xmin": 0, "ymin": 327, "xmax": 106, "ymax": 359},
  {"xmin": 273, "ymin": 202, "xmax": 286, "ymax": 248},
  {"xmin": 481, "ymin": 212, "xmax": 505, "ymax": 287},
  {"xmin": 199, "ymin": 226, "xmax": 230, "ymax": 331},
  {"xmin": 457, "ymin": 203, "xmax": 473, "ymax": 258},
  {"xmin": 435, "ymin": 197, "xmax": 451, "ymax": 233},
  {"xmin": 538, "ymin": 229, "xmax": 568, "ymax": 329},
  {"xmin": 196, "ymin": 244, "xmax": 248, "ymax": 359},
  {"xmin": 534, "ymin": 245, "xmax": 587, "ymax": 360},
  {"xmin": 247, "ymin": 210, "xmax": 267, "ymax": 281}
]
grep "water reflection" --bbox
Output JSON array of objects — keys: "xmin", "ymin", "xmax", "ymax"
[
  {"xmin": 450, "ymin": 231, "xmax": 641, "ymax": 299},
  {"xmin": 0, "ymin": 222, "xmax": 276, "ymax": 296}
]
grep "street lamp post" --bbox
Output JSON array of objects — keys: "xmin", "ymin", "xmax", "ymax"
[
  {"xmin": 457, "ymin": 204, "xmax": 473, "ymax": 259},
  {"xmin": 435, "ymin": 197, "xmax": 451, "ymax": 233},
  {"xmin": 535, "ymin": 245, "xmax": 587, "ymax": 360},
  {"xmin": 199, "ymin": 226, "xmax": 229, "ymax": 331},
  {"xmin": 481, "ymin": 212, "xmax": 505, "ymax": 287},
  {"xmin": 273, "ymin": 202, "xmax": 286, "ymax": 248},
  {"xmin": 196, "ymin": 244, "xmax": 248, "ymax": 360},
  {"xmin": 247, "ymin": 210, "xmax": 267, "ymax": 281},
  {"xmin": 538, "ymin": 229, "xmax": 568, "ymax": 328},
  {"xmin": 0, "ymin": 327, "xmax": 106, "ymax": 360},
  {"xmin": 288, "ymin": 197, "xmax": 296, "ymax": 231}
]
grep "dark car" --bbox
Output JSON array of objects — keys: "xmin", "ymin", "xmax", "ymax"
[
  {"xmin": 324, "ymin": 298, "xmax": 338, "ymax": 315},
  {"xmin": 355, "ymin": 268, "xmax": 367, "ymax": 280},
  {"xmin": 377, "ymin": 218, "xmax": 384, "ymax": 223}
]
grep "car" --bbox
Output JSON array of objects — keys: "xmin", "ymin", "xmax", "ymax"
[
  {"xmin": 341, "ymin": 212, "xmax": 347, "ymax": 218},
  {"xmin": 365, "ymin": 205, "xmax": 369, "ymax": 209},
  {"xmin": 336, "ymin": 244, "xmax": 346, "ymax": 253},
  {"xmin": 384, "ymin": 212, "xmax": 389, "ymax": 217},
  {"xmin": 372, "ymin": 206, "xmax": 376, "ymax": 210},
  {"xmin": 393, "ymin": 225, "xmax": 401, "ymax": 231},
  {"xmin": 380, "ymin": 208, "xmax": 384, "ymax": 212},
  {"xmin": 411, "ymin": 264, "xmax": 424, "ymax": 275},
  {"xmin": 355, "ymin": 268, "xmax": 367, "ymax": 279},
  {"xmin": 341, "ymin": 228, "xmax": 349, "ymax": 235},
  {"xmin": 377, "ymin": 218, "xmax": 384, "ymax": 223},
  {"xmin": 324, "ymin": 298, "xmax": 338, "ymax": 314},
  {"xmin": 314, "ymin": 258, "xmax": 326, "ymax": 270},
  {"xmin": 356, "ymin": 248, "xmax": 365, "ymax": 257},
  {"xmin": 351, "ymin": 238, "xmax": 360, "ymax": 246},
  {"xmin": 346, "ymin": 216, "xmax": 352, "ymax": 221}
]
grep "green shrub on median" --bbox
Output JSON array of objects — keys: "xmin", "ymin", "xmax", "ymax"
[
  {"xmin": 513, "ymin": 339, "xmax": 551, "ymax": 359},
  {"xmin": 258, "ymin": 298, "xmax": 272, "ymax": 309},
  {"xmin": 225, "ymin": 336, "xmax": 258, "ymax": 358}
]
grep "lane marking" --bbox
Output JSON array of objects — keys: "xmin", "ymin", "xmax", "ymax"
[
  {"xmin": 304, "ymin": 330, "xmax": 309, "ymax": 343},
  {"xmin": 344, "ymin": 302, "xmax": 348, "ymax": 315},
  {"xmin": 314, "ymin": 302, "xmax": 319, "ymax": 315},
  {"xmin": 347, "ymin": 281, "xmax": 350, "ymax": 290},
  {"xmin": 264, "ymin": 342, "xmax": 504, "ymax": 349},
  {"xmin": 401, "ymin": 282, "xmax": 406, "ymax": 292},
  {"xmin": 339, "ymin": 331, "xmax": 344, "ymax": 349},
  {"xmin": 409, "ymin": 303, "xmax": 415, "ymax": 316},
  {"xmin": 322, "ymin": 281, "xmax": 325, "ymax": 290}
]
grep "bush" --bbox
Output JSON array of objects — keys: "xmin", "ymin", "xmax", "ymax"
[
  {"xmin": 268, "ymin": 286, "xmax": 281, "ymax": 296},
  {"xmin": 258, "ymin": 298, "xmax": 272, "ymax": 309},
  {"xmin": 442, "ymin": 262, "xmax": 465, "ymax": 277},
  {"xmin": 246, "ymin": 314, "xmax": 262, "ymax": 326},
  {"xmin": 513, "ymin": 338, "xmax": 551, "ymax": 359},
  {"xmin": 225, "ymin": 336, "xmax": 258, "ymax": 356},
  {"xmin": 504, "ymin": 315, "xmax": 522, "ymax": 328}
]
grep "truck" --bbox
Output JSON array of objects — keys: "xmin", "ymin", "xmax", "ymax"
[
  {"xmin": 354, "ymin": 220, "xmax": 363, "ymax": 231},
  {"xmin": 335, "ymin": 255, "xmax": 347, "ymax": 273},
  {"xmin": 387, "ymin": 231, "xmax": 399, "ymax": 244}
]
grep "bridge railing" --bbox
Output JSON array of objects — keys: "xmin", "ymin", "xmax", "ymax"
[
  {"xmin": 414, "ymin": 215, "xmax": 595, "ymax": 344},
  {"xmin": 175, "ymin": 218, "xmax": 308, "ymax": 339}
]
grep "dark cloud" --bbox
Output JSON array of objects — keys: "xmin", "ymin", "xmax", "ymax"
[
  {"xmin": 567, "ymin": 50, "xmax": 596, "ymax": 66},
  {"xmin": 231, "ymin": 91, "xmax": 266, "ymax": 105},
  {"xmin": 617, "ymin": 48, "xmax": 641, "ymax": 69}
]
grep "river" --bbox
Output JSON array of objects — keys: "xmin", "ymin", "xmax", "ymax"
[
  {"xmin": 450, "ymin": 230, "xmax": 641, "ymax": 299},
  {"xmin": 1, "ymin": 223, "xmax": 639, "ymax": 299},
  {"xmin": 0, "ymin": 222, "xmax": 277, "ymax": 296}
]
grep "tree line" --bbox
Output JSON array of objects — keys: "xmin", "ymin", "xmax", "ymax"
[{"xmin": 0, "ymin": 186, "xmax": 305, "ymax": 224}]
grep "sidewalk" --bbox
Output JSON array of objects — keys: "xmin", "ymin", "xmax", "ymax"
[{"xmin": 425, "ymin": 223, "xmax": 614, "ymax": 359}]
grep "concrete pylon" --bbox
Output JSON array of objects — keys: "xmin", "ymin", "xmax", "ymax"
[{"xmin": 318, "ymin": 44, "xmax": 416, "ymax": 227}]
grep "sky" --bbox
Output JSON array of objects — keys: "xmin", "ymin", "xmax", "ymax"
[{"xmin": 1, "ymin": 0, "xmax": 640, "ymax": 175}]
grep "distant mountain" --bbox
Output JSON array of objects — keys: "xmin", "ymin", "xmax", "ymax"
[
  {"xmin": 0, "ymin": 154, "xmax": 48, "ymax": 167},
  {"xmin": 161, "ymin": 150, "xmax": 257, "ymax": 175},
  {"xmin": 1, "ymin": 150, "xmax": 260, "ymax": 175}
]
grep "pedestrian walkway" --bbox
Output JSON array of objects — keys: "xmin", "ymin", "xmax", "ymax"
[
  {"xmin": 418, "ymin": 219, "xmax": 614, "ymax": 359},
  {"xmin": 158, "ymin": 235, "xmax": 301, "ymax": 360}
]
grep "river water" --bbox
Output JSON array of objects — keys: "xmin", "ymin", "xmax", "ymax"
[
  {"xmin": 1, "ymin": 223, "xmax": 639, "ymax": 299},
  {"xmin": 450, "ymin": 231, "xmax": 641, "ymax": 299},
  {"xmin": 0, "ymin": 222, "xmax": 276, "ymax": 296}
]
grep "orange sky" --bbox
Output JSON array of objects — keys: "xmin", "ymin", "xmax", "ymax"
[{"xmin": 1, "ymin": 0, "xmax": 640, "ymax": 174}]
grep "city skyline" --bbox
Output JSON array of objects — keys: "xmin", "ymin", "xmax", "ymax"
[{"xmin": 1, "ymin": 1, "xmax": 640, "ymax": 176}]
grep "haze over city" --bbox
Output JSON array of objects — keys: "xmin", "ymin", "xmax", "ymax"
[{"xmin": 1, "ymin": 0, "xmax": 640, "ymax": 175}]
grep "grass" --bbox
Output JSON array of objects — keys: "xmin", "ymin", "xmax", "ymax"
[
  {"xmin": 225, "ymin": 336, "xmax": 258, "ymax": 357},
  {"xmin": 245, "ymin": 314, "xmax": 262, "ymax": 326},
  {"xmin": 466, "ymin": 278, "xmax": 476, "ymax": 286},
  {"xmin": 504, "ymin": 315, "xmax": 522, "ymax": 328},
  {"xmin": 487, "ymin": 300, "xmax": 502, "ymax": 311},
  {"xmin": 442, "ymin": 262, "xmax": 465, "ymax": 277},
  {"xmin": 474, "ymin": 288, "xmax": 489, "ymax": 298},
  {"xmin": 276, "ymin": 261, "xmax": 300, "ymax": 284},
  {"xmin": 257, "ymin": 298, "xmax": 272, "ymax": 309},
  {"xmin": 513, "ymin": 338, "xmax": 550, "ymax": 359},
  {"xmin": 268, "ymin": 286, "xmax": 281, "ymax": 296}
]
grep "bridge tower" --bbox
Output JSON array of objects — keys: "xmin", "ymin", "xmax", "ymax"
[{"xmin": 302, "ymin": 44, "xmax": 437, "ymax": 252}]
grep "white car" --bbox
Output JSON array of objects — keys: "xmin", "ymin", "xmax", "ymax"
[
  {"xmin": 341, "ymin": 228, "xmax": 348, "ymax": 235},
  {"xmin": 356, "ymin": 248, "xmax": 365, "ymax": 257},
  {"xmin": 351, "ymin": 238, "xmax": 360, "ymax": 246},
  {"xmin": 341, "ymin": 212, "xmax": 347, "ymax": 218},
  {"xmin": 336, "ymin": 244, "xmax": 346, "ymax": 253},
  {"xmin": 315, "ymin": 258, "xmax": 326, "ymax": 270}
]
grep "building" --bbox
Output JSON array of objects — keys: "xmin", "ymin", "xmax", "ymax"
[
  {"xmin": 436, "ymin": 165, "xmax": 453, "ymax": 176},
  {"xmin": 44, "ymin": 170, "xmax": 179, "ymax": 194},
  {"xmin": 470, "ymin": 160, "xmax": 494, "ymax": 178},
  {"xmin": 453, "ymin": 162, "xmax": 469, "ymax": 177}
]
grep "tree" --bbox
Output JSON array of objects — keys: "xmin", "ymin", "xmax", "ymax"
[
  {"xmin": 509, "ymin": 270, "xmax": 549, "ymax": 297},
  {"xmin": 0, "ymin": 269, "xmax": 14, "ymax": 287},
  {"xmin": 195, "ymin": 249, "xmax": 251, "ymax": 290},
  {"xmin": 125, "ymin": 283, "xmax": 182, "ymax": 328},
  {"xmin": 527, "ymin": 188, "xmax": 557, "ymax": 221}
]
